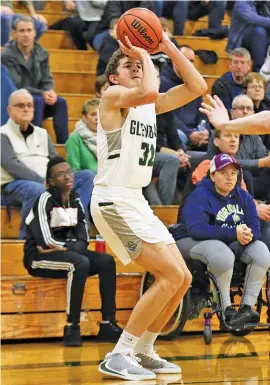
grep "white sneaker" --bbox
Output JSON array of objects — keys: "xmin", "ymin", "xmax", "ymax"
[
  {"xmin": 136, "ymin": 352, "xmax": 182, "ymax": 374},
  {"xmin": 98, "ymin": 351, "xmax": 156, "ymax": 381}
]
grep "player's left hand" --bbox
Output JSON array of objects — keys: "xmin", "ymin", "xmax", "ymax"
[
  {"xmin": 118, "ymin": 35, "xmax": 149, "ymax": 60},
  {"xmin": 199, "ymin": 95, "xmax": 230, "ymax": 131}
]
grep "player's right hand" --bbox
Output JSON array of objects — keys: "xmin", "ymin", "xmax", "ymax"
[{"xmin": 118, "ymin": 35, "xmax": 149, "ymax": 60}]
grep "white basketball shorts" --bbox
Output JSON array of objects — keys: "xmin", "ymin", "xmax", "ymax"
[{"xmin": 90, "ymin": 186, "xmax": 175, "ymax": 265}]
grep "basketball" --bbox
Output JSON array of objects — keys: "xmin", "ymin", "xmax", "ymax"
[{"xmin": 116, "ymin": 8, "xmax": 162, "ymax": 53}]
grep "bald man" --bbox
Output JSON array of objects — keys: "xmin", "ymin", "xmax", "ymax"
[{"xmin": 200, "ymin": 95, "xmax": 270, "ymax": 134}]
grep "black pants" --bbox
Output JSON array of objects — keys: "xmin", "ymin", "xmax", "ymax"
[{"xmin": 29, "ymin": 250, "xmax": 116, "ymax": 324}]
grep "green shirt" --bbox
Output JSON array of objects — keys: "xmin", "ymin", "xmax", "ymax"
[{"xmin": 65, "ymin": 132, "xmax": 98, "ymax": 173}]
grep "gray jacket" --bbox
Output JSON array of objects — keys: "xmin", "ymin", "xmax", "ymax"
[
  {"xmin": 1, "ymin": 40, "xmax": 54, "ymax": 95},
  {"xmin": 207, "ymin": 134, "xmax": 268, "ymax": 171}
]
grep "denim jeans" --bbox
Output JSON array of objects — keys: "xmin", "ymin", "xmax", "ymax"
[
  {"xmin": 143, "ymin": 152, "xmax": 179, "ymax": 205},
  {"xmin": 92, "ymin": 30, "xmax": 110, "ymax": 51},
  {"xmin": 1, "ymin": 170, "xmax": 95, "ymax": 239},
  {"xmin": 242, "ymin": 26, "xmax": 270, "ymax": 72},
  {"xmin": 32, "ymin": 96, "xmax": 69, "ymax": 144},
  {"xmin": 1, "ymin": 14, "xmax": 47, "ymax": 46}
]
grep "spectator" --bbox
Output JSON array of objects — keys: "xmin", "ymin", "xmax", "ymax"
[
  {"xmin": 0, "ymin": 89, "xmax": 94, "ymax": 239},
  {"xmin": 1, "ymin": 64, "xmax": 16, "ymax": 125},
  {"xmin": 190, "ymin": 129, "xmax": 270, "ymax": 250},
  {"xmin": 23, "ymin": 156, "xmax": 122, "ymax": 346},
  {"xmin": 227, "ymin": 1, "xmax": 270, "ymax": 72},
  {"xmin": 187, "ymin": 1, "xmax": 226, "ymax": 29},
  {"xmin": 96, "ymin": 18, "xmax": 118, "ymax": 76},
  {"xmin": 65, "ymin": 98, "xmax": 99, "ymax": 175},
  {"xmin": 212, "ymin": 47, "xmax": 251, "ymax": 111},
  {"xmin": 173, "ymin": 153, "xmax": 270, "ymax": 326},
  {"xmin": 153, "ymin": 1, "xmax": 188, "ymax": 36},
  {"xmin": 95, "ymin": 74, "xmax": 109, "ymax": 98},
  {"xmin": 243, "ymin": 72, "xmax": 270, "ymax": 150},
  {"xmin": 143, "ymin": 67, "xmax": 184, "ymax": 205},
  {"xmin": 92, "ymin": 1, "xmax": 154, "ymax": 51},
  {"xmin": 1, "ymin": 0, "xmax": 47, "ymax": 46},
  {"xmin": 49, "ymin": 1, "xmax": 107, "ymax": 50},
  {"xmin": 160, "ymin": 45, "xmax": 211, "ymax": 151},
  {"xmin": 207, "ymin": 94, "xmax": 270, "ymax": 205},
  {"xmin": 1, "ymin": 16, "xmax": 68, "ymax": 144}
]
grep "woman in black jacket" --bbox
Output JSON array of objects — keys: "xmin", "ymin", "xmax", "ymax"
[{"xmin": 24, "ymin": 157, "xmax": 122, "ymax": 346}]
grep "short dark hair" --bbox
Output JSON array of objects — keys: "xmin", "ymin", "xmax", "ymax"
[
  {"xmin": 13, "ymin": 15, "xmax": 35, "ymax": 30},
  {"xmin": 105, "ymin": 49, "xmax": 127, "ymax": 85},
  {"xmin": 95, "ymin": 74, "xmax": 109, "ymax": 96},
  {"xmin": 46, "ymin": 156, "xmax": 66, "ymax": 184}
]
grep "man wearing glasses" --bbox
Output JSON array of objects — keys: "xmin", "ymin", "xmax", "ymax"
[{"xmin": 1, "ymin": 89, "xmax": 95, "ymax": 239}]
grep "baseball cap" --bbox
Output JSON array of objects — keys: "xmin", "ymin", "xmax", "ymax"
[{"xmin": 210, "ymin": 153, "xmax": 241, "ymax": 173}]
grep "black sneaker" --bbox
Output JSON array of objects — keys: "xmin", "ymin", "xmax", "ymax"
[
  {"xmin": 224, "ymin": 305, "xmax": 238, "ymax": 324},
  {"xmin": 63, "ymin": 324, "xmax": 82, "ymax": 347},
  {"xmin": 96, "ymin": 320, "xmax": 123, "ymax": 342},
  {"xmin": 229, "ymin": 305, "xmax": 260, "ymax": 327}
]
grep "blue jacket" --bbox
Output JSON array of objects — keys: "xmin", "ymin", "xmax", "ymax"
[
  {"xmin": 227, "ymin": 1, "xmax": 270, "ymax": 52},
  {"xmin": 171, "ymin": 178, "xmax": 261, "ymax": 243},
  {"xmin": 160, "ymin": 63, "xmax": 210, "ymax": 138}
]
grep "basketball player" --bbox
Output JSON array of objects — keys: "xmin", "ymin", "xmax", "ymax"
[
  {"xmin": 91, "ymin": 32, "xmax": 207, "ymax": 381},
  {"xmin": 200, "ymin": 94, "xmax": 270, "ymax": 134}
]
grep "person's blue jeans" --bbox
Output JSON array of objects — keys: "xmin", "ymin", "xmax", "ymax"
[
  {"xmin": 143, "ymin": 152, "xmax": 179, "ymax": 205},
  {"xmin": 154, "ymin": 1, "xmax": 188, "ymax": 35},
  {"xmin": 1, "ymin": 14, "xmax": 47, "ymax": 46},
  {"xmin": 1, "ymin": 180, "xmax": 46, "ymax": 239},
  {"xmin": 32, "ymin": 95, "xmax": 68, "ymax": 144},
  {"xmin": 242, "ymin": 26, "xmax": 270, "ymax": 72},
  {"xmin": 1, "ymin": 64, "xmax": 16, "ymax": 125},
  {"xmin": 177, "ymin": 129, "xmax": 188, "ymax": 150},
  {"xmin": 74, "ymin": 169, "xmax": 96, "ymax": 220},
  {"xmin": 92, "ymin": 30, "xmax": 110, "ymax": 51}
]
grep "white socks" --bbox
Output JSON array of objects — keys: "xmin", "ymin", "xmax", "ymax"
[
  {"xmin": 111, "ymin": 330, "xmax": 159, "ymax": 356},
  {"xmin": 111, "ymin": 330, "xmax": 139, "ymax": 355},
  {"xmin": 134, "ymin": 330, "xmax": 159, "ymax": 355}
]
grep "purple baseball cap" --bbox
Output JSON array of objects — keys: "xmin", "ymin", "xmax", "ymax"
[{"xmin": 210, "ymin": 153, "xmax": 241, "ymax": 173}]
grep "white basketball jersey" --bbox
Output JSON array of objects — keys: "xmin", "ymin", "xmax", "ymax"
[{"xmin": 94, "ymin": 103, "xmax": 157, "ymax": 188}]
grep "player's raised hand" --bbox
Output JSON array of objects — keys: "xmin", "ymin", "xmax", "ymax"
[
  {"xmin": 199, "ymin": 95, "xmax": 230, "ymax": 130},
  {"xmin": 118, "ymin": 35, "xmax": 149, "ymax": 60},
  {"xmin": 150, "ymin": 30, "xmax": 172, "ymax": 54}
]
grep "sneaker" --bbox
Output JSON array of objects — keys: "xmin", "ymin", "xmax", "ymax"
[
  {"xmin": 229, "ymin": 304, "xmax": 260, "ymax": 327},
  {"xmin": 136, "ymin": 352, "xmax": 181, "ymax": 374},
  {"xmin": 96, "ymin": 320, "xmax": 123, "ymax": 342},
  {"xmin": 98, "ymin": 352, "xmax": 156, "ymax": 381},
  {"xmin": 224, "ymin": 305, "xmax": 238, "ymax": 324},
  {"xmin": 63, "ymin": 324, "xmax": 82, "ymax": 347}
]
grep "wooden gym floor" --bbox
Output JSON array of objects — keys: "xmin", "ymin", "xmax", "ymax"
[{"xmin": 1, "ymin": 331, "xmax": 269, "ymax": 385}]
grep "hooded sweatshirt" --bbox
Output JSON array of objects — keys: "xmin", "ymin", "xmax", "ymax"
[{"xmin": 171, "ymin": 178, "xmax": 260, "ymax": 243}]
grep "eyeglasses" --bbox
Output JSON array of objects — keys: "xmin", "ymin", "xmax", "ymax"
[
  {"xmin": 11, "ymin": 103, "xmax": 34, "ymax": 109},
  {"xmin": 54, "ymin": 169, "xmax": 74, "ymax": 179},
  {"xmin": 232, "ymin": 106, "xmax": 254, "ymax": 112},
  {"xmin": 247, "ymin": 84, "xmax": 264, "ymax": 90}
]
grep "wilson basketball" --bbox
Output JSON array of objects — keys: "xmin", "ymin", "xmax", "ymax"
[{"xmin": 116, "ymin": 8, "xmax": 162, "ymax": 53}]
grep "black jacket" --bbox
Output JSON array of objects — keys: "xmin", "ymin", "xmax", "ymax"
[
  {"xmin": 254, "ymin": 98, "xmax": 270, "ymax": 151},
  {"xmin": 211, "ymin": 71, "xmax": 244, "ymax": 111},
  {"xmin": 95, "ymin": 1, "xmax": 154, "ymax": 35},
  {"xmin": 24, "ymin": 187, "xmax": 89, "ymax": 269}
]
